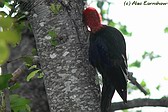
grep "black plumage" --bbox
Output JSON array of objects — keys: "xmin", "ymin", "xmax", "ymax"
[{"xmin": 89, "ymin": 25, "xmax": 128, "ymax": 112}]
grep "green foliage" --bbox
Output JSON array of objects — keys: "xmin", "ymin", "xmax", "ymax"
[
  {"xmin": 142, "ymin": 51, "xmax": 161, "ymax": 61},
  {"xmin": 48, "ymin": 30, "xmax": 58, "ymax": 46},
  {"xmin": 128, "ymin": 80, "xmax": 150, "ymax": 95},
  {"xmin": 48, "ymin": 30, "xmax": 57, "ymax": 38},
  {"xmin": 156, "ymin": 85, "xmax": 160, "ymax": 91},
  {"xmin": 26, "ymin": 69, "xmax": 40, "ymax": 81},
  {"xmin": 146, "ymin": 88, "xmax": 151, "ymax": 95},
  {"xmin": 129, "ymin": 51, "xmax": 161, "ymax": 68},
  {"xmin": 108, "ymin": 20, "xmax": 116, "ymax": 27},
  {"xmin": 127, "ymin": 83, "xmax": 138, "ymax": 94},
  {"xmin": 164, "ymin": 27, "xmax": 168, "ymax": 33},
  {"xmin": 161, "ymin": 96, "xmax": 168, "ymax": 99},
  {"xmin": 0, "ymin": 12, "xmax": 21, "ymax": 65},
  {"xmin": 23, "ymin": 55, "xmax": 44, "ymax": 81},
  {"xmin": 31, "ymin": 48, "xmax": 37, "ymax": 56},
  {"xmin": 0, "ymin": 16, "xmax": 14, "ymax": 30},
  {"xmin": 140, "ymin": 80, "xmax": 150, "ymax": 95},
  {"xmin": 97, "ymin": 1, "xmax": 104, "ymax": 9},
  {"xmin": 50, "ymin": 3, "xmax": 61, "ymax": 15},
  {"xmin": 22, "ymin": 56, "xmax": 33, "ymax": 66},
  {"xmin": 122, "ymin": 109, "xmax": 129, "ymax": 112},
  {"xmin": 9, "ymin": 82, "xmax": 21, "ymax": 91},
  {"xmin": 0, "ymin": 31, "xmax": 21, "ymax": 46},
  {"xmin": 140, "ymin": 80, "xmax": 146, "ymax": 87},
  {"xmin": 37, "ymin": 72, "xmax": 44, "ymax": 79},
  {"xmin": 163, "ymin": 76, "xmax": 168, "ymax": 80},
  {"xmin": 119, "ymin": 23, "xmax": 132, "ymax": 36},
  {"xmin": 129, "ymin": 60, "xmax": 141, "ymax": 68},
  {"xmin": 10, "ymin": 94, "xmax": 31, "ymax": 112},
  {"xmin": 0, "ymin": 41, "xmax": 10, "ymax": 65},
  {"xmin": 0, "ymin": 0, "xmax": 9, "ymax": 8},
  {"xmin": 0, "ymin": 74, "xmax": 12, "ymax": 90},
  {"xmin": 0, "ymin": 1, "xmax": 32, "ymax": 112},
  {"xmin": 0, "ymin": 1, "xmax": 4, "ymax": 7},
  {"xmin": 96, "ymin": 1, "xmax": 132, "ymax": 37}
]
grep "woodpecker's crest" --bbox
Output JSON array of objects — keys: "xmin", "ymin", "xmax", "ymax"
[{"xmin": 83, "ymin": 7, "xmax": 103, "ymax": 33}]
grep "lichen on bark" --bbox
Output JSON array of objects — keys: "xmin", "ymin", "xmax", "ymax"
[{"xmin": 27, "ymin": 0, "xmax": 101, "ymax": 111}]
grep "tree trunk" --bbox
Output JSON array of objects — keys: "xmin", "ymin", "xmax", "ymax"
[{"xmin": 27, "ymin": 0, "xmax": 101, "ymax": 112}]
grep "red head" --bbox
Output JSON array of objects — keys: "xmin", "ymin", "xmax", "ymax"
[{"xmin": 83, "ymin": 7, "xmax": 103, "ymax": 33}]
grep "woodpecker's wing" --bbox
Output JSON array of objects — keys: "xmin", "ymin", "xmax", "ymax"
[{"xmin": 89, "ymin": 25, "xmax": 127, "ymax": 102}]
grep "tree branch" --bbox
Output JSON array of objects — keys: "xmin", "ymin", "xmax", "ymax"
[
  {"xmin": 10, "ymin": 56, "xmax": 39, "ymax": 83},
  {"xmin": 110, "ymin": 98, "xmax": 168, "ymax": 111},
  {"xmin": 128, "ymin": 72, "xmax": 148, "ymax": 95},
  {"xmin": 1, "ymin": 64, "xmax": 11, "ymax": 112}
]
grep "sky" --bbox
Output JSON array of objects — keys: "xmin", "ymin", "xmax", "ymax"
[{"xmin": 88, "ymin": 0, "xmax": 168, "ymax": 111}]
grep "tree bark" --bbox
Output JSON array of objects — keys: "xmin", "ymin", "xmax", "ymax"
[{"xmin": 27, "ymin": 0, "xmax": 101, "ymax": 112}]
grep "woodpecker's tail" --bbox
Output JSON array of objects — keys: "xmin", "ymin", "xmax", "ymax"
[
  {"xmin": 101, "ymin": 82, "xmax": 115, "ymax": 112},
  {"xmin": 113, "ymin": 66, "xmax": 127, "ymax": 103}
]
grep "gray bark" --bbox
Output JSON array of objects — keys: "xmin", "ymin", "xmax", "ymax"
[{"xmin": 27, "ymin": 0, "xmax": 101, "ymax": 112}]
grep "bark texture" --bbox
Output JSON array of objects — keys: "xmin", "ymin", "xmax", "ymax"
[{"xmin": 28, "ymin": 0, "xmax": 101, "ymax": 112}]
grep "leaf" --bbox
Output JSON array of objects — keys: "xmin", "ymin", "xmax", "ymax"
[
  {"xmin": 0, "ymin": 40, "xmax": 9, "ymax": 65},
  {"xmin": 101, "ymin": 9, "xmax": 106, "ymax": 15},
  {"xmin": 55, "ymin": 4, "xmax": 61, "ymax": 12},
  {"xmin": 122, "ymin": 109, "xmax": 129, "ymax": 112},
  {"xmin": 164, "ymin": 27, "xmax": 168, "ymax": 33},
  {"xmin": 0, "ymin": 16, "xmax": 14, "ymax": 29},
  {"xmin": 9, "ymin": 82, "xmax": 21, "ymax": 91},
  {"xmin": 161, "ymin": 96, "xmax": 168, "ymax": 99},
  {"xmin": 156, "ymin": 85, "xmax": 160, "ymax": 91},
  {"xmin": 26, "ymin": 104, "xmax": 31, "ymax": 112},
  {"xmin": 142, "ymin": 51, "xmax": 148, "ymax": 59},
  {"xmin": 37, "ymin": 72, "xmax": 44, "ymax": 78},
  {"xmin": 48, "ymin": 30, "xmax": 58, "ymax": 46},
  {"xmin": 108, "ymin": 20, "xmax": 116, "ymax": 27},
  {"xmin": 48, "ymin": 30, "xmax": 57, "ymax": 38},
  {"xmin": 140, "ymin": 80, "xmax": 146, "ymax": 87},
  {"xmin": 119, "ymin": 24, "xmax": 132, "ymax": 36},
  {"xmin": 129, "ymin": 60, "xmax": 141, "ymax": 68},
  {"xmin": 0, "ymin": 11, "xmax": 7, "ymax": 17},
  {"xmin": 28, "ymin": 65, "xmax": 37, "ymax": 70},
  {"xmin": 97, "ymin": 1, "xmax": 104, "ymax": 9},
  {"xmin": 50, "ymin": 39, "xmax": 58, "ymax": 46},
  {"xmin": 10, "ymin": 94, "xmax": 30, "ymax": 112},
  {"xmin": 0, "ymin": 30, "xmax": 21, "ymax": 46},
  {"xmin": 50, "ymin": 3, "xmax": 57, "ymax": 14},
  {"xmin": 0, "ymin": 74, "xmax": 12, "ymax": 90},
  {"xmin": 146, "ymin": 88, "xmax": 151, "ymax": 95},
  {"xmin": 50, "ymin": 3, "xmax": 61, "ymax": 14},
  {"xmin": 22, "ymin": 56, "xmax": 33, "ymax": 66},
  {"xmin": 26, "ymin": 70, "xmax": 40, "ymax": 81},
  {"xmin": 0, "ymin": 2, "xmax": 4, "ymax": 7},
  {"xmin": 31, "ymin": 48, "xmax": 37, "ymax": 55},
  {"xmin": 14, "ymin": 21, "xmax": 26, "ymax": 33},
  {"xmin": 142, "ymin": 51, "xmax": 161, "ymax": 61},
  {"xmin": 163, "ymin": 76, "xmax": 168, "ymax": 80}
]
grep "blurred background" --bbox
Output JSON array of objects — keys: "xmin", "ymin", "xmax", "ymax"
[{"xmin": 86, "ymin": 0, "xmax": 168, "ymax": 111}]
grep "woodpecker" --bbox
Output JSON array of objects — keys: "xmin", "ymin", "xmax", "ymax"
[{"xmin": 83, "ymin": 7, "xmax": 128, "ymax": 112}]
